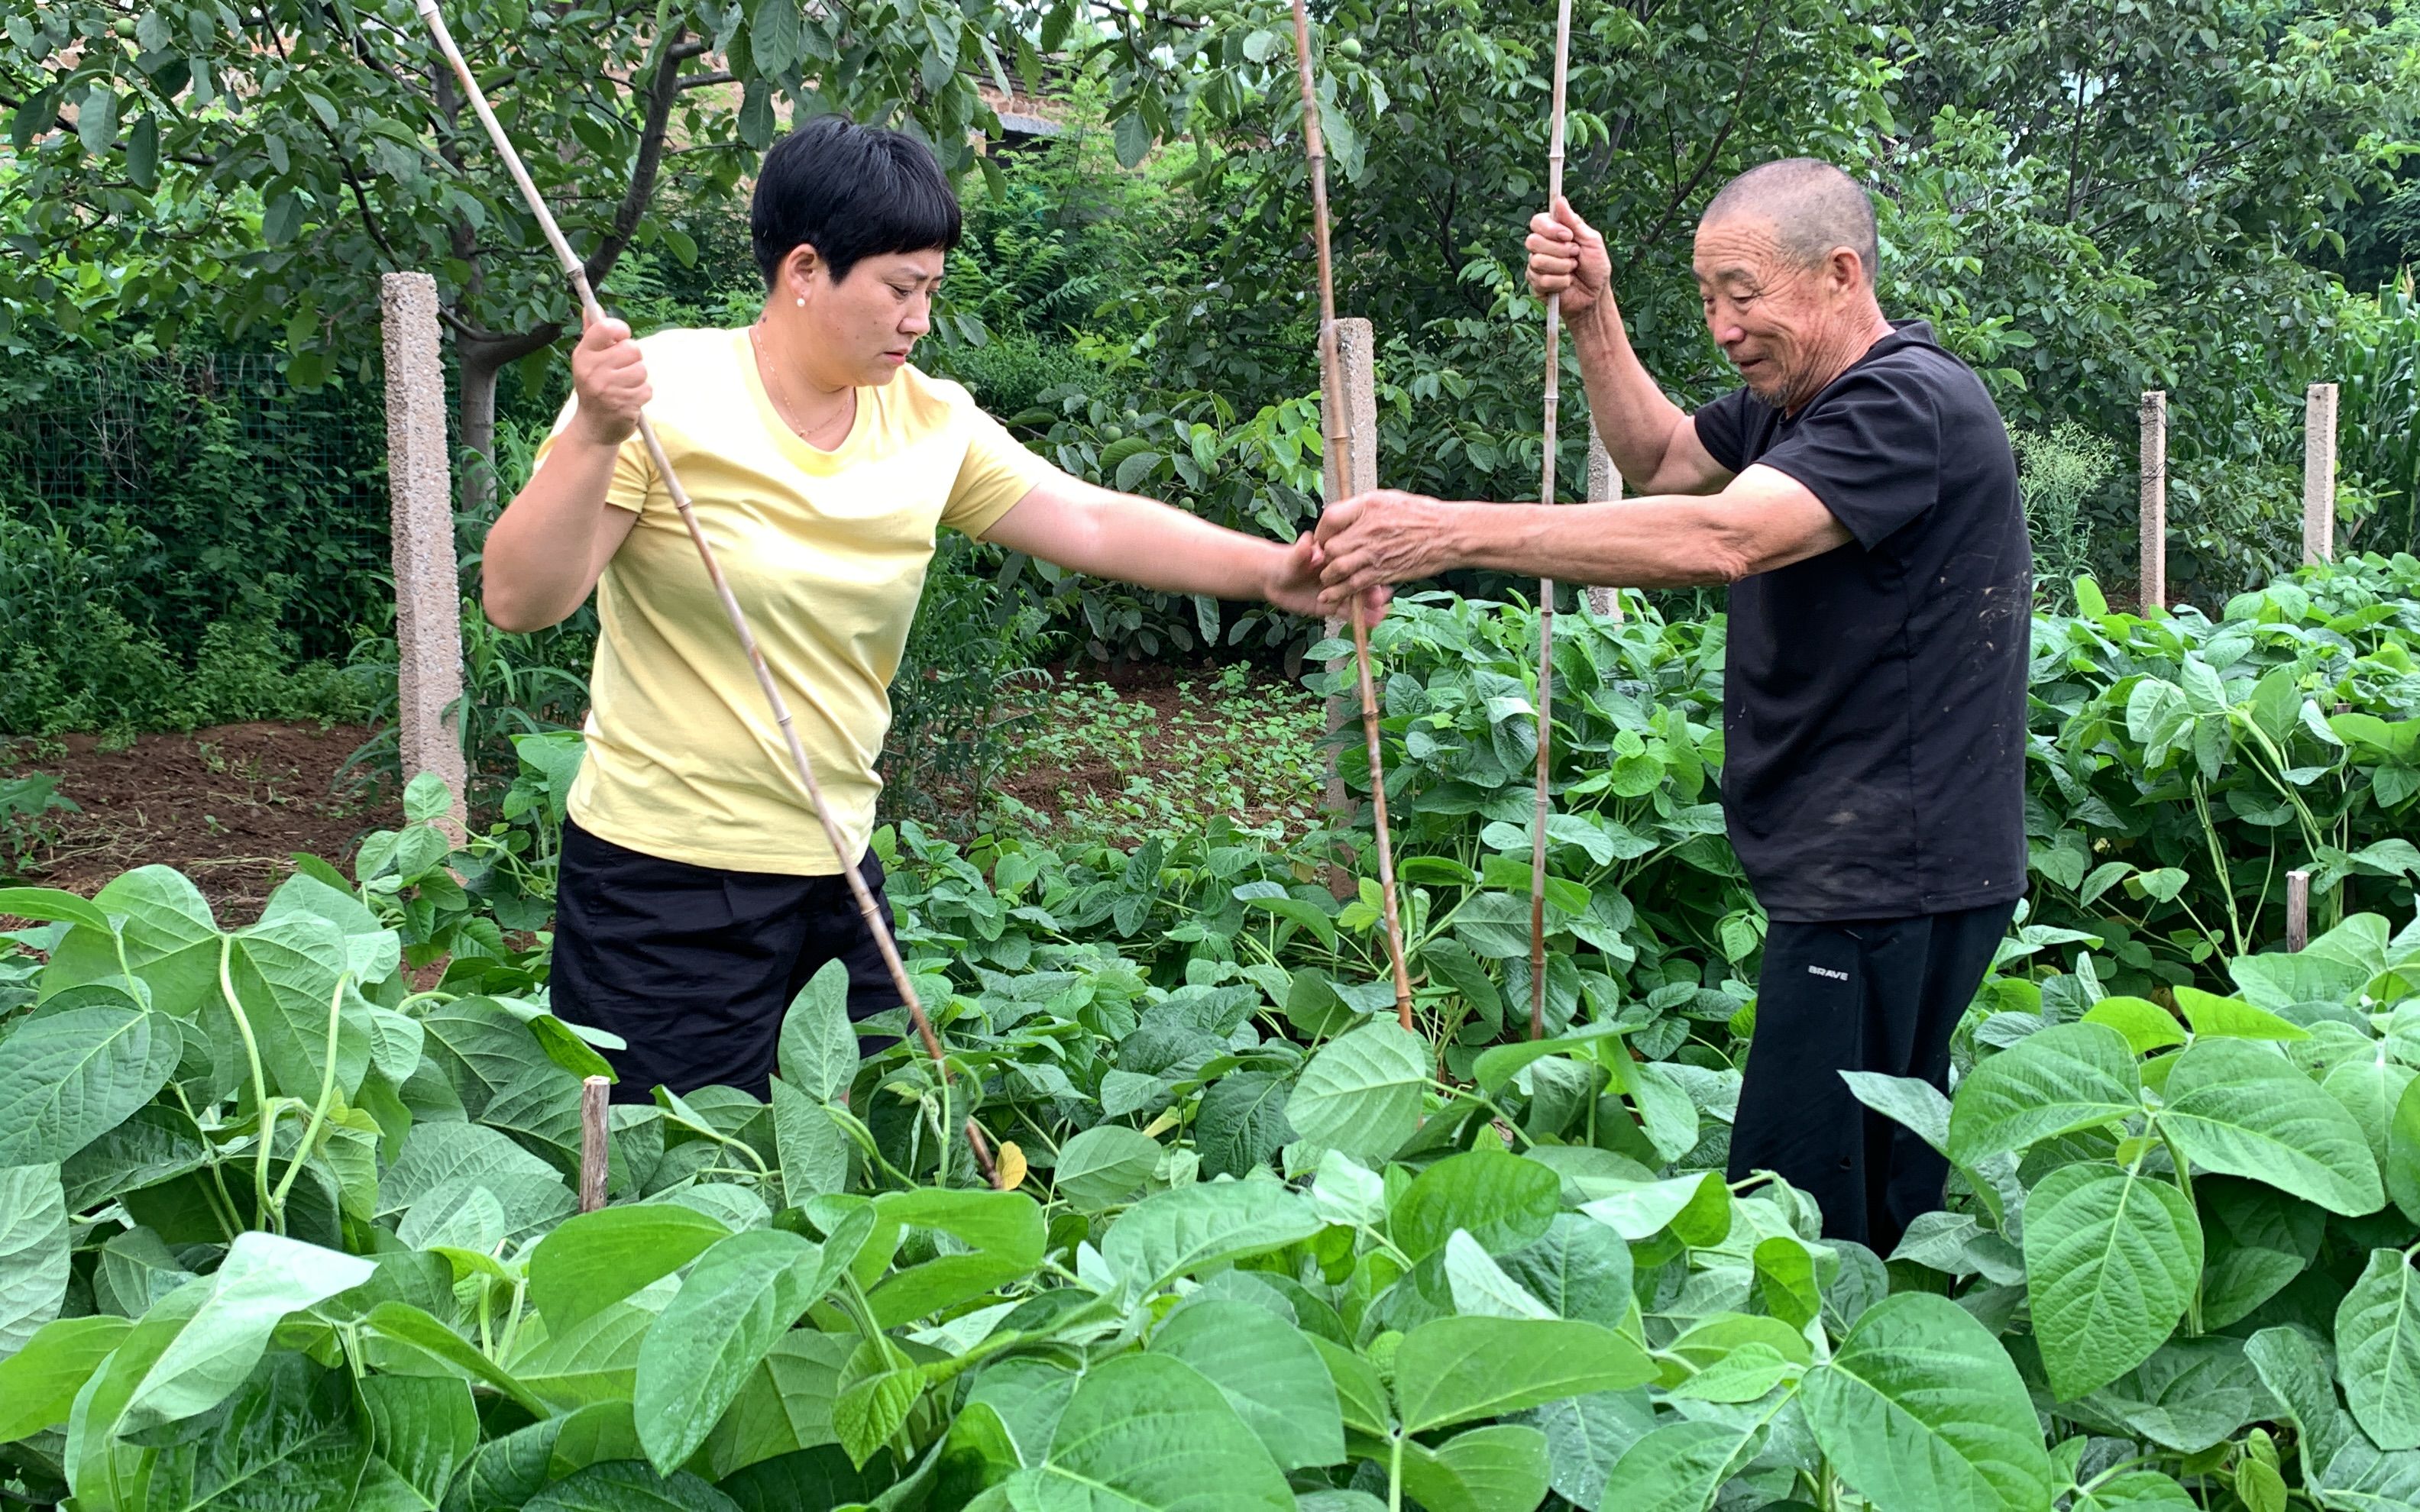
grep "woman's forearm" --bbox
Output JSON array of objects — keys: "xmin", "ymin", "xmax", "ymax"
[
  {"xmin": 987, "ymin": 477, "xmax": 1290, "ymax": 603},
  {"xmin": 481, "ymin": 436, "xmax": 629, "ymax": 632}
]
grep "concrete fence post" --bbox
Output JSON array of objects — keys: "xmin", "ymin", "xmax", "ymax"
[
  {"xmin": 1584, "ymin": 418, "xmax": 1619, "ymax": 620},
  {"xmin": 1321, "ymin": 318, "xmax": 1379, "ymax": 896},
  {"xmin": 2304, "ymin": 382, "xmax": 2338, "ymax": 567},
  {"xmin": 2139, "ymin": 391, "xmax": 2166, "ymax": 612},
  {"xmin": 381, "ymin": 272, "xmax": 469, "ymax": 839}
]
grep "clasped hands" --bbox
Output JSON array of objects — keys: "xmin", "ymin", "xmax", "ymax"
[{"xmin": 1302, "ymin": 489, "xmax": 1458, "ymax": 621}]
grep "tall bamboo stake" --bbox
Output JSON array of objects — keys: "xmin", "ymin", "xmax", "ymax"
[
  {"xmin": 1288, "ymin": 0, "xmax": 1414, "ymax": 1030},
  {"xmin": 1527, "ymin": 0, "xmax": 1575, "ymax": 1041},
  {"xmin": 412, "ymin": 0, "xmax": 998, "ymax": 1187}
]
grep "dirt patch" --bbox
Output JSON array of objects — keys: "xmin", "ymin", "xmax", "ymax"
[
  {"xmin": 4, "ymin": 722, "xmax": 402, "ymax": 922},
  {"xmin": 986, "ymin": 677, "xmax": 1198, "ymax": 826}
]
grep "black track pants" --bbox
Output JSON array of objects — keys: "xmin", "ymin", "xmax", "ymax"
[
  {"xmin": 1726, "ymin": 899, "xmax": 2018, "ymax": 1256},
  {"xmin": 548, "ymin": 819, "xmax": 903, "ymax": 1103}
]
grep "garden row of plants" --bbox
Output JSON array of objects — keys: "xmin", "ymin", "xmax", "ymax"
[{"xmin": 2, "ymin": 551, "xmax": 2417, "ymax": 1510}]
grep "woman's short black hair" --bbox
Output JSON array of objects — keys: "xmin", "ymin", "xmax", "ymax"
[{"xmin": 750, "ymin": 115, "xmax": 962, "ymax": 289}]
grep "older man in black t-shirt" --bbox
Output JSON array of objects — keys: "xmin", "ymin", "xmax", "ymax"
[{"xmin": 1310, "ymin": 157, "xmax": 2030, "ymax": 1255}]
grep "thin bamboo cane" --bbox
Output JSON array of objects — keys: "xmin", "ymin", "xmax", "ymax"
[
  {"xmin": 1288, "ymin": 0, "xmax": 1414, "ymax": 1030},
  {"xmin": 412, "ymin": 0, "xmax": 998, "ymax": 1187},
  {"xmin": 1528, "ymin": 0, "xmax": 1575, "ymax": 1041}
]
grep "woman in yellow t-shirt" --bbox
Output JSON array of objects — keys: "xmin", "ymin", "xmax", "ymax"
[{"xmin": 480, "ymin": 114, "xmax": 1365, "ymax": 1101}]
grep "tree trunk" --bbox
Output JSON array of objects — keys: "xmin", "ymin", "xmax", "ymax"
[{"xmin": 452, "ymin": 321, "xmax": 563, "ymax": 523}]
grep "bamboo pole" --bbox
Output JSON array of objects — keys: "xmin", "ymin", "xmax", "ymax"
[
  {"xmin": 2286, "ymin": 868, "xmax": 2312, "ymax": 953},
  {"xmin": 1289, "ymin": 0, "xmax": 1414, "ymax": 1030},
  {"xmin": 412, "ymin": 0, "xmax": 998, "ymax": 1187},
  {"xmin": 1526, "ymin": 0, "xmax": 1576, "ymax": 1040},
  {"xmin": 2139, "ymin": 392, "xmax": 2166, "ymax": 612}
]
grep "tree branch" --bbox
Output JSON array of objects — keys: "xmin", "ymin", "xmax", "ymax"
[{"xmin": 581, "ymin": 22, "xmax": 688, "ymax": 289}]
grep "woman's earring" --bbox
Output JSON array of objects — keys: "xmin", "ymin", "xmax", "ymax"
[{"xmin": 794, "ymin": 296, "xmax": 805, "ymax": 307}]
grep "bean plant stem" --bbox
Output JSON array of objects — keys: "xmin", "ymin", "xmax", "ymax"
[
  {"xmin": 269, "ymin": 972, "xmax": 351, "ymax": 1213},
  {"xmin": 411, "ymin": 0, "xmax": 997, "ymax": 1187},
  {"xmin": 1286, "ymin": 0, "xmax": 1414, "ymax": 1029},
  {"xmin": 1529, "ymin": 0, "xmax": 1574, "ymax": 1041},
  {"xmin": 217, "ymin": 934, "xmax": 280, "ymax": 1227}
]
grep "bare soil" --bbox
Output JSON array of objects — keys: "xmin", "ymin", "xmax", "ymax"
[{"xmin": 4, "ymin": 722, "xmax": 401, "ymax": 923}]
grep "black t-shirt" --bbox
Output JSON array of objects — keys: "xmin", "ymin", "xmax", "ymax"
[{"xmin": 1691, "ymin": 320, "xmax": 2030, "ymax": 922}]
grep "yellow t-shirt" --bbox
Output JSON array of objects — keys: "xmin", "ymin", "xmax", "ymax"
[{"xmin": 532, "ymin": 327, "xmax": 1053, "ymax": 874}]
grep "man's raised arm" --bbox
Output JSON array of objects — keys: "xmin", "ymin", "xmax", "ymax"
[{"xmin": 1527, "ymin": 196, "xmax": 1732, "ymax": 497}]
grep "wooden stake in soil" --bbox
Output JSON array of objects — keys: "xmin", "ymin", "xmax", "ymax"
[
  {"xmin": 2140, "ymin": 391, "xmax": 2166, "ymax": 612},
  {"xmin": 1289, "ymin": 0, "xmax": 1414, "ymax": 1030},
  {"xmin": 2304, "ymin": 383, "xmax": 2338, "ymax": 566},
  {"xmin": 578, "ymin": 1074, "xmax": 610, "ymax": 1212},
  {"xmin": 1526, "ymin": 0, "xmax": 1577, "ymax": 1041},
  {"xmin": 2286, "ymin": 868, "xmax": 2312, "ymax": 954},
  {"xmin": 412, "ymin": 0, "xmax": 999, "ymax": 1188}
]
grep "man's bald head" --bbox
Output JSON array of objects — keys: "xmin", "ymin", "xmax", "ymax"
[{"xmin": 1701, "ymin": 158, "xmax": 1878, "ymax": 286}]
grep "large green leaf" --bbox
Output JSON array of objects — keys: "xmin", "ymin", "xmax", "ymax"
[
  {"xmin": 1193, "ymin": 1071, "xmax": 1297, "ymax": 1179},
  {"xmin": 701, "ymin": 1330, "xmax": 852, "ymax": 1481},
  {"xmin": 1597, "ymin": 1419, "xmax": 1766, "ymax": 1512},
  {"xmin": 1011, "ymin": 1352, "xmax": 1292, "ymax": 1511},
  {"xmin": 2391, "ymin": 1073, "xmax": 2420, "ymax": 1226},
  {"xmin": 231, "ymin": 914, "xmax": 372, "ymax": 1102},
  {"xmin": 512, "ymin": 1300, "xmax": 658, "ymax": 1410},
  {"xmin": 2065, "ymin": 1337, "xmax": 2277, "ymax": 1453},
  {"xmin": 1394, "ymin": 1317, "xmax": 1656, "ymax": 1434},
  {"xmin": 58, "ymin": 1102, "xmax": 211, "ymax": 1212},
  {"xmin": 419, "ymin": 996, "xmax": 560, "ymax": 1116},
  {"xmin": 0, "ymin": 1163, "xmax": 69, "ymax": 1358},
  {"xmin": 1101, "ymin": 1179, "xmax": 1320, "ymax": 1294},
  {"xmin": 1801, "ymin": 1293, "xmax": 2054, "ymax": 1512},
  {"xmin": 1149, "ymin": 1297, "xmax": 1344, "ymax": 1470},
  {"xmin": 1522, "ymin": 1390, "xmax": 1656, "ymax": 1511},
  {"xmin": 1053, "ymin": 1124, "xmax": 1163, "ymax": 1212},
  {"xmin": 1496, "ymin": 1213, "xmax": 1634, "ymax": 1328},
  {"xmin": 1945, "ymin": 1023, "xmax": 2139, "ymax": 1164},
  {"xmin": 528, "ymin": 1204, "xmax": 732, "ymax": 1331},
  {"xmin": 41, "ymin": 867, "xmax": 219, "ymax": 1015},
  {"xmin": 377, "ymin": 1119, "xmax": 570, "ymax": 1224},
  {"xmin": 2024, "ymin": 1161, "xmax": 2203, "ymax": 1401},
  {"xmin": 865, "ymin": 1188, "xmax": 1044, "ymax": 1325},
  {"xmin": 778, "ymin": 959, "xmax": 858, "ymax": 1104},
  {"xmin": 1396, "ymin": 1423, "xmax": 1552, "ymax": 1512},
  {"xmin": 0, "ymin": 1313, "xmax": 129, "ymax": 1437},
  {"xmin": 356, "ymin": 1372, "xmax": 478, "ymax": 1508},
  {"xmin": 2337, "ymin": 1249, "xmax": 2420, "ymax": 1451},
  {"xmin": 139, "ymin": 1352, "xmax": 370, "ymax": 1510},
  {"xmin": 769, "ymin": 1077, "xmax": 850, "ymax": 1203},
  {"xmin": 1392, "ymin": 1149, "xmax": 1561, "ymax": 1262},
  {"xmin": 521, "ymin": 1460, "xmax": 743, "ymax": 1511},
  {"xmin": 2161, "ymin": 1038, "xmax": 2383, "ymax": 1215},
  {"xmin": 123, "ymin": 1231, "xmax": 374, "ymax": 1432},
  {"xmin": 2198, "ymin": 1176, "xmax": 2325, "ymax": 1329},
  {"xmin": 634, "ymin": 1229, "xmax": 826, "ymax": 1474},
  {"xmin": 2246, "ymin": 1324, "xmax": 2360, "ymax": 1486},
  {"xmin": 1285, "ymin": 1020, "xmax": 1429, "ymax": 1161},
  {"xmin": 2325, "ymin": 1058, "xmax": 2418, "ymax": 1169},
  {"xmin": 0, "ymin": 1004, "xmax": 179, "ymax": 1165}
]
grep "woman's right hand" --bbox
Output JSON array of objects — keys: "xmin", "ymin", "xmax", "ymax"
[
  {"xmin": 1525, "ymin": 195, "xmax": 1616, "ymax": 326},
  {"xmin": 570, "ymin": 315, "xmax": 652, "ymax": 447}
]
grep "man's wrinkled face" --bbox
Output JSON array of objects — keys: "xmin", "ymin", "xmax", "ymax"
[{"xmin": 1692, "ymin": 213, "xmax": 1835, "ymax": 410}]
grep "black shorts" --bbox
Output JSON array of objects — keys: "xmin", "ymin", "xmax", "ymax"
[{"xmin": 548, "ymin": 818, "xmax": 903, "ymax": 1103}]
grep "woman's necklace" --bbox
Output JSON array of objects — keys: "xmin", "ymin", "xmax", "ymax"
[{"xmin": 750, "ymin": 321, "xmax": 855, "ymax": 451}]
